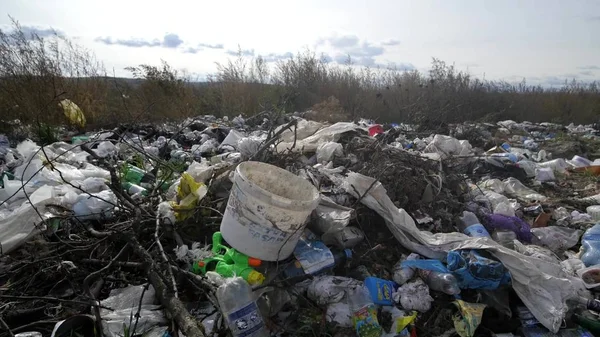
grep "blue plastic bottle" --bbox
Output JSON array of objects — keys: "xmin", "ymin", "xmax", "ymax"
[
  {"xmin": 364, "ymin": 277, "xmax": 397, "ymax": 306},
  {"xmin": 581, "ymin": 224, "xmax": 600, "ymax": 267}
]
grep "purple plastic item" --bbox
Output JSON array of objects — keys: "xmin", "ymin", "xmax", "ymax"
[{"xmin": 483, "ymin": 213, "xmax": 533, "ymax": 243}]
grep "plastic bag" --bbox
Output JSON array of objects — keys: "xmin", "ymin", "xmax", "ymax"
[
  {"xmin": 59, "ymin": 99, "xmax": 86, "ymax": 128},
  {"xmin": 170, "ymin": 173, "xmax": 207, "ymax": 221},
  {"xmin": 0, "ymin": 185, "xmax": 57, "ymax": 254},
  {"xmin": 237, "ymin": 136, "xmax": 264, "ymax": 158},
  {"xmin": 185, "ymin": 160, "xmax": 214, "ymax": 184},
  {"xmin": 326, "ymin": 301, "xmax": 353, "ymax": 328},
  {"xmin": 483, "ymin": 213, "xmax": 533, "ymax": 243},
  {"xmin": 93, "ymin": 141, "xmax": 117, "ymax": 158},
  {"xmin": 198, "ymin": 138, "xmax": 219, "ymax": 154},
  {"xmin": 100, "ymin": 285, "xmax": 166, "ymax": 337},
  {"xmin": 531, "ymin": 226, "xmax": 582, "ymax": 253},
  {"xmin": 307, "ymin": 275, "xmax": 362, "ymax": 306},
  {"xmin": 276, "ymin": 122, "xmax": 359, "ymax": 153},
  {"xmin": 219, "ymin": 130, "xmax": 245, "ymax": 151},
  {"xmin": 310, "ymin": 197, "xmax": 353, "ymax": 236},
  {"xmin": 316, "ymin": 142, "xmax": 343, "ymax": 163},
  {"xmin": 503, "ymin": 178, "xmax": 547, "ymax": 202},
  {"xmin": 394, "ymin": 279, "xmax": 433, "ymax": 312},
  {"xmin": 447, "ymin": 250, "xmax": 510, "ymax": 290},
  {"xmin": 453, "ymin": 300, "xmax": 486, "ymax": 337},
  {"xmin": 73, "ymin": 190, "xmax": 117, "ymax": 221}
]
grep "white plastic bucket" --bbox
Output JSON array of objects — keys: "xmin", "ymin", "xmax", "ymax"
[{"xmin": 220, "ymin": 161, "xmax": 320, "ymax": 261}]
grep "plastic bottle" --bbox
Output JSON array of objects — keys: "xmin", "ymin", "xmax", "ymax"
[
  {"xmin": 392, "ymin": 253, "xmax": 420, "ymax": 285},
  {"xmin": 123, "ymin": 182, "xmax": 148, "ymax": 196},
  {"xmin": 281, "ymin": 248, "xmax": 352, "ymax": 279},
  {"xmin": 123, "ymin": 164, "xmax": 155, "ymax": 187},
  {"xmin": 216, "ymin": 277, "xmax": 269, "ymax": 337},
  {"xmin": 580, "ymin": 224, "xmax": 600, "ymax": 267},
  {"xmin": 491, "ymin": 229, "xmax": 517, "ymax": 250},
  {"xmin": 348, "ymin": 286, "xmax": 383, "ymax": 337},
  {"xmin": 418, "ymin": 269, "xmax": 460, "ymax": 295},
  {"xmin": 458, "ymin": 211, "xmax": 491, "ymax": 238},
  {"xmin": 364, "ymin": 277, "xmax": 397, "ymax": 306}
]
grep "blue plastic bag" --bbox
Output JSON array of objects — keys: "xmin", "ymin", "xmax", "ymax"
[{"xmin": 447, "ymin": 250, "xmax": 510, "ymax": 290}]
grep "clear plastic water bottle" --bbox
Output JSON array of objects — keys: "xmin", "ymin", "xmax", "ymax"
[
  {"xmin": 348, "ymin": 286, "xmax": 383, "ymax": 337},
  {"xmin": 418, "ymin": 269, "xmax": 460, "ymax": 295},
  {"xmin": 216, "ymin": 277, "xmax": 268, "ymax": 337},
  {"xmin": 458, "ymin": 211, "xmax": 491, "ymax": 238},
  {"xmin": 581, "ymin": 224, "xmax": 600, "ymax": 267}
]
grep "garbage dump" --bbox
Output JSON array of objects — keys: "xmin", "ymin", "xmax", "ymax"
[{"xmin": 1, "ymin": 114, "xmax": 600, "ymax": 337}]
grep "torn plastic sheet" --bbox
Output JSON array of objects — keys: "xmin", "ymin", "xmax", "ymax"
[
  {"xmin": 310, "ymin": 196, "xmax": 353, "ymax": 235},
  {"xmin": 325, "ymin": 170, "xmax": 579, "ymax": 333},
  {"xmin": 100, "ymin": 284, "xmax": 167, "ymax": 337},
  {"xmin": 276, "ymin": 122, "xmax": 362, "ymax": 153},
  {"xmin": 0, "ymin": 185, "xmax": 57, "ymax": 254}
]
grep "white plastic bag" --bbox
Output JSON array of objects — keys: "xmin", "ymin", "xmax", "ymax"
[
  {"xmin": 307, "ymin": 275, "xmax": 362, "ymax": 306},
  {"xmin": 0, "ymin": 185, "xmax": 57, "ymax": 254},
  {"xmin": 93, "ymin": 141, "xmax": 117, "ymax": 158},
  {"xmin": 316, "ymin": 142, "xmax": 343, "ymax": 163},
  {"xmin": 219, "ymin": 130, "xmax": 245, "ymax": 151},
  {"xmin": 186, "ymin": 161, "xmax": 214, "ymax": 184},
  {"xmin": 394, "ymin": 279, "xmax": 434, "ymax": 312},
  {"xmin": 531, "ymin": 226, "xmax": 582, "ymax": 253},
  {"xmin": 100, "ymin": 285, "xmax": 166, "ymax": 337},
  {"xmin": 72, "ymin": 190, "xmax": 117, "ymax": 220},
  {"xmin": 237, "ymin": 136, "xmax": 265, "ymax": 158}
]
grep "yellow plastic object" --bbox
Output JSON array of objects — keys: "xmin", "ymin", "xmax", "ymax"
[
  {"xmin": 453, "ymin": 300, "xmax": 486, "ymax": 337},
  {"xmin": 59, "ymin": 99, "xmax": 86, "ymax": 128},
  {"xmin": 247, "ymin": 270, "xmax": 266, "ymax": 286},
  {"xmin": 170, "ymin": 172, "xmax": 208, "ymax": 221},
  {"xmin": 392, "ymin": 310, "xmax": 417, "ymax": 334}
]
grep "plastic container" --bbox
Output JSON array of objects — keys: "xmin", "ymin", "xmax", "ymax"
[
  {"xmin": 587, "ymin": 206, "xmax": 600, "ymax": 222},
  {"xmin": 581, "ymin": 224, "xmax": 600, "ymax": 267},
  {"xmin": 220, "ymin": 161, "xmax": 320, "ymax": 261},
  {"xmin": 364, "ymin": 277, "xmax": 397, "ymax": 306},
  {"xmin": 348, "ymin": 286, "xmax": 383, "ymax": 337},
  {"xmin": 216, "ymin": 277, "xmax": 268, "ymax": 337}
]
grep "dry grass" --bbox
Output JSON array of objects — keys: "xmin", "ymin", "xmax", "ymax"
[{"xmin": 1, "ymin": 19, "xmax": 599, "ymax": 136}]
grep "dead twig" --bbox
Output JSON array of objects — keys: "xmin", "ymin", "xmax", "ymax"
[
  {"xmin": 155, "ymin": 197, "xmax": 178, "ymax": 298},
  {"xmin": 0, "ymin": 295, "xmax": 113, "ymax": 311},
  {"xmin": 82, "ymin": 243, "xmax": 130, "ymax": 336},
  {"xmin": 0, "ymin": 315, "xmax": 14, "ymax": 337}
]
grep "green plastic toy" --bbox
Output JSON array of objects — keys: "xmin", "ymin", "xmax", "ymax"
[{"xmin": 192, "ymin": 232, "xmax": 265, "ymax": 286}]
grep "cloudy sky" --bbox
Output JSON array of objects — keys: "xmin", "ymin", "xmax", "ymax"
[{"xmin": 2, "ymin": 0, "xmax": 599, "ymax": 86}]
